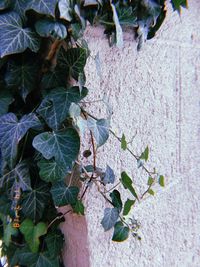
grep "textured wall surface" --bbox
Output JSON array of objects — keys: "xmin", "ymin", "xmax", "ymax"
[{"xmin": 62, "ymin": 2, "xmax": 200, "ymax": 267}]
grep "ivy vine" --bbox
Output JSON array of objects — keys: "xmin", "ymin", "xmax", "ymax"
[{"xmin": 0, "ymin": 0, "xmax": 187, "ymax": 266}]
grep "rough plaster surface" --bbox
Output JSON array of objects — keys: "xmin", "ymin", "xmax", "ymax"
[{"xmin": 62, "ymin": 2, "xmax": 200, "ymax": 266}]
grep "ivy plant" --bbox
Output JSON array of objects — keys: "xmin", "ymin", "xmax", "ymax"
[{"xmin": 0, "ymin": 0, "xmax": 187, "ymax": 266}]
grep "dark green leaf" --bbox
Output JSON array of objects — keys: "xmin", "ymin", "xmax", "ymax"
[
  {"xmin": 0, "ymin": 0, "xmax": 10, "ymax": 10},
  {"xmin": 0, "ymin": 12, "xmax": 40, "ymax": 58},
  {"xmin": 21, "ymin": 183, "xmax": 50, "ymax": 222},
  {"xmin": 120, "ymin": 171, "xmax": 139, "ymax": 200},
  {"xmin": 158, "ymin": 175, "xmax": 165, "ymax": 187},
  {"xmin": 117, "ymin": 6, "xmax": 137, "ymax": 26},
  {"xmin": 101, "ymin": 207, "xmax": 119, "ymax": 231},
  {"xmin": 171, "ymin": 0, "xmax": 188, "ymax": 13},
  {"xmin": 20, "ymin": 219, "xmax": 47, "ymax": 253},
  {"xmin": 123, "ymin": 199, "xmax": 135, "ymax": 216},
  {"xmin": 58, "ymin": 48, "xmax": 87, "ymax": 81},
  {"xmin": 0, "ymin": 112, "xmax": 41, "ymax": 168},
  {"xmin": 3, "ymin": 222, "xmax": 18, "ymax": 246},
  {"xmin": 0, "ymin": 89, "xmax": 13, "ymax": 116},
  {"xmin": 50, "ymin": 181, "xmax": 79, "ymax": 206},
  {"xmin": 140, "ymin": 146, "xmax": 149, "ymax": 161},
  {"xmin": 102, "ymin": 165, "xmax": 115, "ymax": 185},
  {"xmin": 33, "ymin": 128, "xmax": 80, "ymax": 167},
  {"xmin": 110, "ymin": 190, "xmax": 122, "ymax": 212},
  {"xmin": 41, "ymin": 67, "xmax": 67, "ymax": 89},
  {"xmin": 72, "ymin": 199, "xmax": 85, "ymax": 215},
  {"xmin": 35, "ymin": 19, "xmax": 67, "ymax": 39},
  {"xmin": 45, "ymin": 230, "xmax": 64, "ymax": 257},
  {"xmin": 121, "ymin": 133, "xmax": 127, "ymax": 151},
  {"xmin": 87, "ymin": 118, "xmax": 109, "ymax": 147},
  {"xmin": 38, "ymin": 159, "xmax": 68, "ymax": 183},
  {"xmin": 112, "ymin": 221, "xmax": 129, "ymax": 242},
  {"xmin": 5, "ymin": 57, "xmax": 39, "ymax": 100}
]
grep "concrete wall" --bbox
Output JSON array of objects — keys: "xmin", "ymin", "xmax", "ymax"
[{"xmin": 61, "ymin": 1, "xmax": 200, "ymax": 266}]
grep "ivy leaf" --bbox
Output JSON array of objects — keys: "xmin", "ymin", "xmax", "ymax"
[
  {"xmin": 87, "ymin": 118, "xmax": 109, "ymax": 147},
  {"xmin": 110, "ymin": 190, "xmax": 122, "ymax": 212},
  {"xmin": 112, "ymin": 221, "xmax": 129, "ymax": 242},
  {"xmin": 84, "ymin": 0, "xmax": 98, "ymax": 6},
  {"xmin": 21, "ymin": 183, "xmax": 50, "ymax": 222},
  {"xmin": 111, "ymin": 4, "xmax": 123, "ymax": 48},
  {"xmin": 0, "ymin": 89, "xmax": 13, "ymax": 116},
  {"xmin": 121, "ymin": 133, "xmax": 127, "ymax": 151},
  {"xmin": 101, "ymin": 207, "xmax": 119, "ymax": 231},
  {"xmin": 37, "ymin": 86, "xmax": 88, "ymax": 130},
  {"xmin": 148, "ymin": 188, "xmax": 155, "ymax": 196},
  {"xmin": 0, "ymin": 112, "xmax": 41, "ymax": 168},
  {"xmin": 20, "ymin": 219, "xmax": 47, "ymax": 253},
  {"xmin": 35, "ymin": 19, "xmax": 67, "ymax": 39},
  {"xmin": 139, "ymin": 146, "xmax": 149, "ymax": 161},
  {"xmin": 102, "ymin": 165, "xmax": 115, "ymax": 185},
  {"xmin": 0, "ymin": 161, "xmax": 31, "ymax": 192},
  {"xmin": 5, "ymin": 57, "xmax": 39, "ymax": 100},
  {"xmin": 58, "ymin": 0, "xmax": 73, "ymax": 22},
  {"xmin": 50, "ymin": 181, "xmax": 79, "ymax": 206},
  {"xmin": 41, "ymin": 67, "xmax": 67, "ymax": 89},
  {"xmin": 38, "ymin": 159, "xmax": 68, "ymax": 183},
  {"xmin": 45, "ymin": 230, "xmax": 64, "ymax": 258},
  {"xmin": 72, "ymin": 199, "xmax": 85, "ymax": 215},
  {"xmin": 123, "ymin": 199, "xmax": 135, "ymax": 216},
  {"xmin": 33, "ymin": 128, "xmax": 80, "ymax": 167},
  {"xmin": 120, "ymin": 171, "xmax": 139, "ymax": 201},
  {"xmin": 116, "ymin": 6, "xmax": 137, "ymax": 26},
  {"xmin": 0, "ymin": 0, "xmax": 10, "ymax": 10},
  {"xmin": 171, "ymin": 0, "xmax": 188, "ymax": 13},
  {"xmin": 29, "ymin": 0, "xmax": 57, "ymax": 16},
  {"xmin": 58, "ymin": 48, "xmax": 87, "ymax": 81},
  {"xmin": 3, "ymin": 222, "xmax": 18, "ymax": 246},
  {"xmin": 0, "ymin": 12, "xmax": 40, "ymax": 58},
  {"xmin": 147, "ymin": 176, "xmax": 154, "ymax": 186},
  {"xmin": 12, "ymin": 0, "xmax": 28, "ymax": 20},
  {"xmin": 158, "ymin": 175, "xmax": 165, "ymax": 187}
]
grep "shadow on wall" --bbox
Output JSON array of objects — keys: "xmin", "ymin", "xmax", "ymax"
[{"xmin": 59, "ymin": 206, "xmax": 90, "ymax": 267}]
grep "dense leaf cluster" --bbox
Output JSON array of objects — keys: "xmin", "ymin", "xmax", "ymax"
[{"xmin": 0, "ymin": 0, "xmax": 186, "ymax": 266}]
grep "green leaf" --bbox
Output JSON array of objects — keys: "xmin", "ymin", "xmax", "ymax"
[
  {"xmin": 29, "ymin": 0, "xmax": 57, "ymax": 16},
  {"xmin": 111, "ymin": 3, "xmax": 123, "ymax": 48},
  {"xmin": 58, "ymin": 48, "xmax": 87, "ymax": 81},
  {"xmin": 41, "ymin": 67, "xmax": 67, "ymax": 89},
  {"xmin": 147, "ymin": 176, "xmax": 154, "ymax": 186},
  {"xmin": 3, "ymin": 222, "xmax": 18, "ymax": 246},
  {"xmin": 0, "ymin": 0, "xmax": 10, "ymax": 10},
  {"xmin": 102, "ymin": 165, "xmax": 115, "ymax": 185},
  {"xmin": 50, "ymin": 181, "xmax": 79, "ymax": 206},
  {"xmin": 171, "ymin": 0, "xmax": 188, "ymax": 13},
  {"xmin": 0, "ymin": 112, "xmax": 41, "ymax": 168},
  {"xmin": 72, "ymin": 199, "xmax": 85, "ymax": 215},
  {"xmin": 140, "ymin": 146, "xmax": 149, "ymax": 161},
  {"xmin": 21, "ymin": 183, "xmax": 50, "ymax": 222},
  {"xmin": 58, "ymin": 0, "xmax": 73, "ymax": 21},
  {"xmin": 116, "ymin": 6, "xmax": 137, "ymax": 26},
  {"xmin": 158, "ymin": 175, "xmax": 165, "ymax": 187},
  {"xmin": 37, "ymin": 86, "xmax": 88, "ymax": 130},
  {"xmin": 110, "ymin": 190, "xmax": 122, "ymax": 212},
  {"xmin": 112, "ymin": 221, "xmax": 129, "ymax": 242},
  {"xmin": 5, "ymin": 57, "xmax": 39, "ymax": 100},
  {"xmin": 33, "ymin": 128, "xmax": 80, "ymax": 168},
  {"xmin": 12, "ymin": 0, "xmax": 28, "ymax": 20},
  {"xmin": 20, "ymin": 219, "xmax": 47, "ymax": 253},
  {"xmin": 0, "ymin": 89, "xmax": 13, "ymax": 116},
  {"xmin": 121, "ymin": 133, "xmax": 127, "ymax": 151},
  {"xmin": 87, "ymin": 118, "xmax": 109, "ymax": 147},
  {"xmin": 38, "ymin": 159, "xmax": 68, "ymax": 183},
  {"xmin": 45, "ymin": 230, "xmax": 64, "ymax": 258},
  {"xmin": 0, "ymin": 12, "xmax": 40, "ymax": 58},
  {"xmin": 120, "ymin": 171, "xmax": 139, "ymax": 201},
  {"xmin": 0, "ymin": 161, "xmax": 31, "ymax": 191},
  {"xmin": 101, "ymin": 207, "xmax": 119, "ymax": 231},
  {"xmin": 148, "ymin": 188, "xmax": 155, "ymax": 196},
  {"xmin": 123, "ymin": 199, "xmax": 135, "ymax": 216},
  {"xmin": 35, "ymin": 19, "xmax": 67, "ymax": 39}
]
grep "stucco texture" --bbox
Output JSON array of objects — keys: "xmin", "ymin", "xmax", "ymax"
[{"xmin": 61, "ymin": 2, "xmax": 200, "ymax": 267}]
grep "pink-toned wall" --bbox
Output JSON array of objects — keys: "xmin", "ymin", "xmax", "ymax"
[{"xmin": 61, "ymin": 2, "xmax": 200, "ymax": 266}]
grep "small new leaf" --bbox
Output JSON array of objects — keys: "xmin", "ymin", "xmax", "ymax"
[
  {"xmin": 73, "ymin": 199, "xmax": 85, "ymax": 215},
  {"xmin": 110, "ymin": 190, "xmax": 122, "ymax": 212},
  {"xmin": 123, "ymin": 199, "xmax": 135, "ymax": 216},
  {"xmin": 148, "ymin": 188, "xmax": 155, "ymax": 196},
  {"xmin": 121, "ymin": 134, "xmax": 127, "ymax": 151},
  {"xmin": 158, "ymin": 175, "xmax": 165, "ymax": 187},
  {"xmin": 121, "ymin": 171, "xmax": 139, "ymax": 201},
  {"xmin": 139, "ymin": 146, "xmax": 149, "ymax": 162}
]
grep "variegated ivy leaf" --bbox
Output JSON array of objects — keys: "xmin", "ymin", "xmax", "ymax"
[
  {"xmin": 0, "ymin": 89, "xmax": 13, "ymax": 116},
  {"xmin": 58, "ymin": 0, "xmax": 73, "ymax": 22},
  {"xmin": 58, "ymin": 48, "xmax": 88, "ymax": 81},
  {"xmin": 33, "ymin": 128, "xmax": 80, "ymax": 168},
  {"xmin": 87, "ymin": 118, "xmax": 109, "ymax": 147},
  {"xmin": 29, "ymin": 0, "xmax": 57, "ymax": 16},
  {"xmin": 21, "ymin": 183, "xmax": 50, "ymax": 222},
  {"xmin": 50, "ymin": 181, "xmax": 79, "ymax": 206},
  {"xmin": 5, "ymin": 56, "xmax": 39, "ymax": 100},
  {"xmin": 0, "ymin": 12, "xmax": 40, "ymax": 58},
  {"xmin": 0, "ymin": 161, "xmax": 31, "ymax": 192},
  {"xmin": 37, "ymin": 86, "xmax": 88, "ymax": 130},
  {"xmin": 0, "ymin": 113, "xmax": 41, "ymax": 168},
  {"xmin": 35, "ymin": 19, "xmax": 67, "ymax": 39}
]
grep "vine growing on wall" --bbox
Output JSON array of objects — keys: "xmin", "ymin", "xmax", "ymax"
[{"xmin": 0, "ymin": 0, "xmax": 187, "ymax": 266}]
